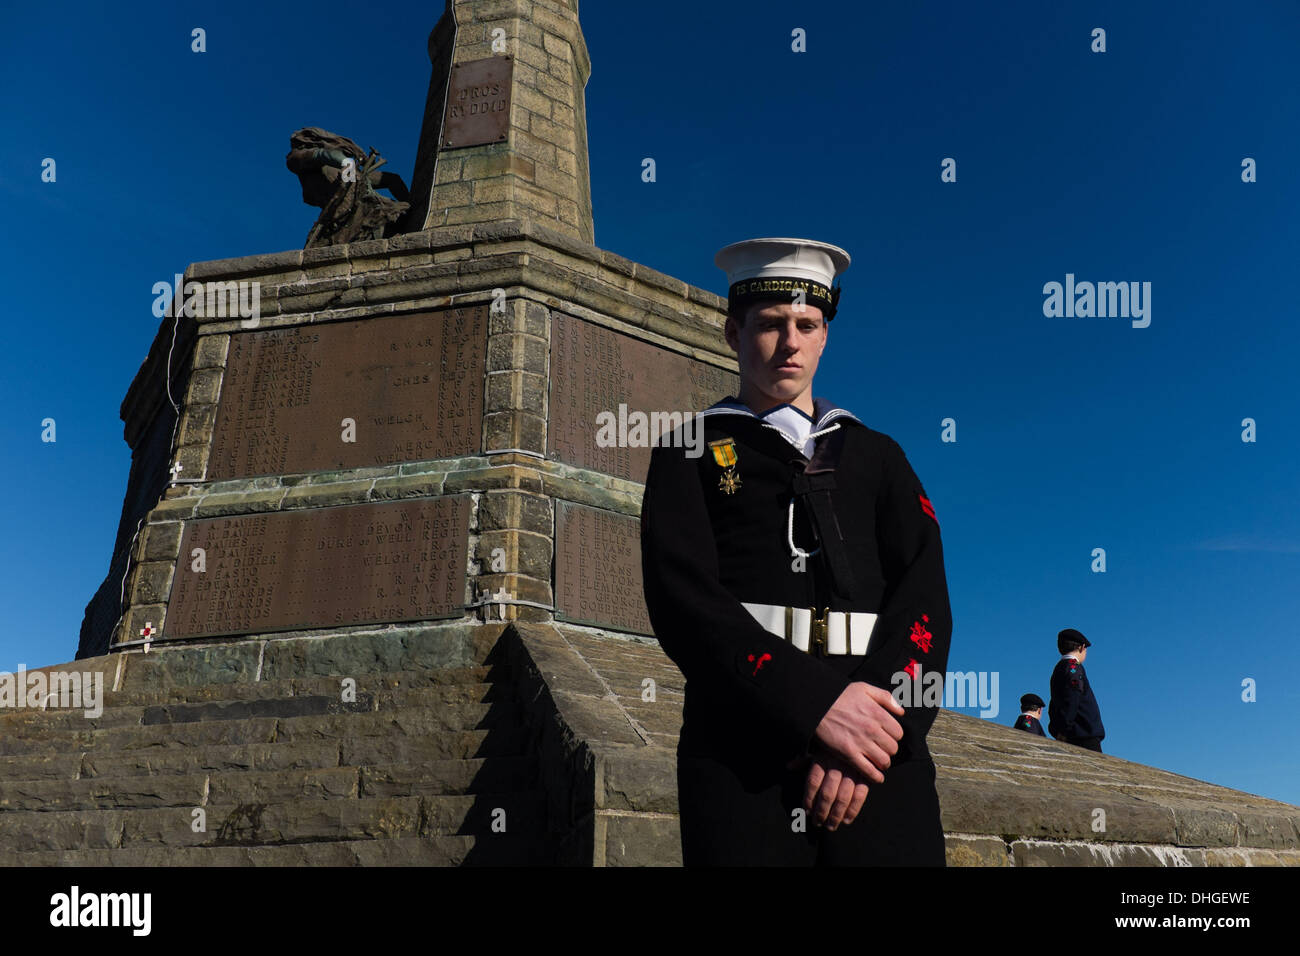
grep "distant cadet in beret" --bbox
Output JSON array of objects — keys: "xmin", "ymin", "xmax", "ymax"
[
  {"xmin": 640, "ymin": 237, "xmax": 954, "ymax": 866},
  {"xmin": 1013, "ymin": 693, "xmax": 1046, "ymax": 736},
  {"xmin": 1048, "ymin": 628, "xmax": 1105, "ymax": 752}
]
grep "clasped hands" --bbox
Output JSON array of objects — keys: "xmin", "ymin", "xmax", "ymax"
[{"xmin": 784, "ymin": 682, "xmax": 905, "ymax": 831}]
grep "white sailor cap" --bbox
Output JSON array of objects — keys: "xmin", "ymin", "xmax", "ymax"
[{"xmin": 714, "ymin": 237, "xmax": 851, "ymax": 320}]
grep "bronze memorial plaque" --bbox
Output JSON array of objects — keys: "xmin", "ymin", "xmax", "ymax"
[
  {"xmin": 548, "ymin": 312, "xmax": 738, "ymax": 482},
  {"xmin": 165, "ymin": 497, "xmax": 470, "ymax": 640},
  {"xmin": 442, "ymin": 56, "xmax": 513, "ymax": 149},
  {"xmin": 207, "ymin": 308, "xmax": 487, "ymax": 479},
  {"xmin": 554, "ymin": 500, "xmax": 652, "ymax": 635}
]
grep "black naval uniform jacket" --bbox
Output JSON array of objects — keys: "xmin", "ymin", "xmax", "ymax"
[
  {"xmin": 1013, "ymin": 713, "xmax": 1047, "ymax": 736},
  {"xmin": 640, "ymin": 396, "xmax": 954, "ymax": 785},
  {"xmin": 1048, "ymin": 656, "xmax": 1105, "ymax": 742}
]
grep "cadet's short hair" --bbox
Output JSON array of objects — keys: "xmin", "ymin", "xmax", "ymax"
[{"xmin": 726, "ymin": 304, "xmax": 753, "ymax": 327}]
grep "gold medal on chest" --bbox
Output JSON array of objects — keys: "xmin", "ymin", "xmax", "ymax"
[{"xmin": 709, "ymin": 438, "xmax": 741, "ymax": 495}]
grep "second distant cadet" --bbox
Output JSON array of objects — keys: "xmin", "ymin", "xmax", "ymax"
[{"xmin": 1012, "ymin": 693, "xmax": 1046, "ymax": 736}]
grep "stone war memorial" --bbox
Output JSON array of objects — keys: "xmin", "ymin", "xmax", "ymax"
[{"xmin": 5, "ymin": 0, "xmax": 1295, "ymax": 867}]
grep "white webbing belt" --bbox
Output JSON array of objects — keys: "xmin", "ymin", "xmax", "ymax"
[{"xmin": 740, "ymin": 602, "xmax": 876, "ymax": 656}]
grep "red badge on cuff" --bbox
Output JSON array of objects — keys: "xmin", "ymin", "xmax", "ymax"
[{"xmin": 909, "ymin": 615, "xmax": 933, "ymax": 654}]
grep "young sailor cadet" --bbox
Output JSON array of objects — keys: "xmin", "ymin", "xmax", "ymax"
[
  {"xmin": 640, "ymin": 237, "xmax": 955, "ymax": 866},
  {"xmin": 1048, "ymin": 628, "xmax": 1105, "ymax": 752},
  {"xmin": 1014, "ymin": 693, "xmax": 1048, "ymax": 736}
]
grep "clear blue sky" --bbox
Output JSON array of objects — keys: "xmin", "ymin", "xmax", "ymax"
[{"xmin": 2, "ymin": 0, "xmax": 1297, "ymax": 805}]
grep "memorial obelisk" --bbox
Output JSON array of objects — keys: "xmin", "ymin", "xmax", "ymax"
[{"xmin": 78, "ymin": 0, "xmax": 737, "ymax": 658}]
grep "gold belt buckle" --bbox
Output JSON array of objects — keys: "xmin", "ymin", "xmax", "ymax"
[{"xmin": 810, "ymin": 607, "xmax": 829, "ymax": 657}]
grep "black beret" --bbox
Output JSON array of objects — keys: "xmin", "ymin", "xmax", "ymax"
[{"xmin": 1057, "ymin": 628, "xmax": 1091, "ymax": 653}]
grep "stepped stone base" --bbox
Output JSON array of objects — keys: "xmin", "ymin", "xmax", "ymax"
[
  {"xmin": 506, "ymin": 623, "xmax": 1300, "ymax": 866},
  {"xmin": 5, "ymin": 621, "xmax": 1298, "ymax": 865},
  {"xmin": 2, "ymin": 623, "xmax": 547, "ymax": 865}
]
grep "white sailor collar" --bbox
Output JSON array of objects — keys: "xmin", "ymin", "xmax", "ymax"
[
  {"xmin": 700, "ymin": 396, "xmax": 864, "ymax": 429},
  {"xmin": 699, "ymin": 396, "xmax": 864, "ymax": 457}
]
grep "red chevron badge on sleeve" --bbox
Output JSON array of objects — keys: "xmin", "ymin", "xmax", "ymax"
[
  {"xmin": 909, "ymin": 615, "xmax": 933, "ymax": 653},
  {"xmin": 919, "ymin": 494, "xmax": 938, "ymax": 526}
]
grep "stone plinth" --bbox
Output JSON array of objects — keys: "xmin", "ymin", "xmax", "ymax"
[{"xmin": 79, "ymin": 219, "xmax": 736, "ymax": 659}]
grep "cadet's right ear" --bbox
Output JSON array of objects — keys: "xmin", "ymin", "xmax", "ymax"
[{"xmin": 723, "ymin": 313, "xmax": 740, "ymax": 353}]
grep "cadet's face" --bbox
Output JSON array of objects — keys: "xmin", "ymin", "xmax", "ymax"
[{"xmin": 724, "ymin": 302, "xmax": 827, "ymax": 413}]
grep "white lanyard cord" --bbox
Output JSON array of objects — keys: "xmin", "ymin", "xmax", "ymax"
[{"xmin": 785, "ymin": 423, "xmax": 842, "ymax": 557}]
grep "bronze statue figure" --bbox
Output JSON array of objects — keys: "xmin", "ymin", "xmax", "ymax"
[{"xmin": 286, "ymin": 127, "xmax": 411, "ymax": 248}]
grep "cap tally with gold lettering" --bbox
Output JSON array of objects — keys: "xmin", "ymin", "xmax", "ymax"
[{"xmin": 715, "ymin": 237, "xmax": 851, "ymax": 321}]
